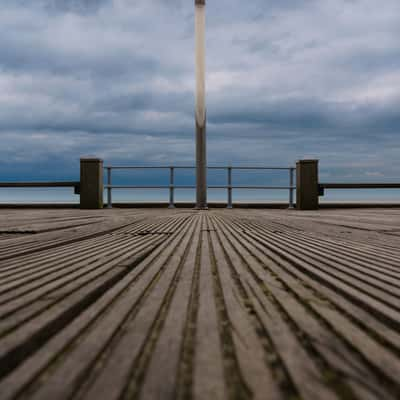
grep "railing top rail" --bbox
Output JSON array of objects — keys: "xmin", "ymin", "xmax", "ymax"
[
  {"xmin": 105, "ymin": 166, "xmax": 186, "ymax": 170},
  {"xmin": 222, "ymin": 166, "xmax": 294, "ymax": 170},
  {"xmin": 104, "ymin": 165, "xmax": 294, "ymax": 170},
  {"xmin": 0, "ymin": 181, "xmax": 79, "ymax": 188},
  {"xmin": 320, "ymin": 183, "xmax": 400, "ymax": 189},
  {"xmin": 105, "ymin": 185, "xmax": 294, "ymax": 189}
]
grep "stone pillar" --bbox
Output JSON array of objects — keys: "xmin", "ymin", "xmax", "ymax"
[
  {"xmin": 80, "ymin": 158, "xmax": 104, "ymax": 209},
  {"xmin": 296, "ymin": 159, "xmax": 319, "ymax": 210}
]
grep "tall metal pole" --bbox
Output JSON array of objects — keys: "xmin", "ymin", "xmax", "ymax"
[{"xmin": 195, "ymin": 0, "xmax": 207, "ymax": 209}]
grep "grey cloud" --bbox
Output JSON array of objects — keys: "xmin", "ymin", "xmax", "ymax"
[
  {"xmin": 0, "ymin": 0, "xmax": 399, "ymax": 183},
  {"xmin": 46, "ymin": 0, "xmax": 109, "ymax": 14},
  {"xmin": 7, "ymin": 0, "xmax": 109, "ymax": 15}
]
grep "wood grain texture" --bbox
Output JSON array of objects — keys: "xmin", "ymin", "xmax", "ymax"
[{"xmin": 0, "ymin": 207, "xmax": 399, "ymax": 400}]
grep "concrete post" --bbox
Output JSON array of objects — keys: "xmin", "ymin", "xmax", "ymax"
[
  {"xmin": 80, "ymin": 158, "xmax": 104, "ymax": 209},
  {"xmin": 296, "ymin": 159, "xmax": 319, "ymax": 210}
]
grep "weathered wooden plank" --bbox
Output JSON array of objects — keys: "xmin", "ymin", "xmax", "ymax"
[
  {"xmin": 193, "ymin": 217, "xmax": 227, "ymax": 400},
  {"xmin": 0, "ymin": 216, "xmax": 182, "ymax": 296},
  {"xmin": 0, "ymin": 215, "xmax": 177, "ymax": 272},
  {"xmin": 137, "ymin": 216, "xmax": 203, "ymax": 400},
  {"xmin": 0, "ymin": 237, "xmax": 170, "ymax": 380},
  {"xmin": 224, "ymin": 219, "xmax": 400, "ymax": 328},
  {"xmin": 239, "ymin": 214, "xmax": 400, "ymax": 267},
  {"xmin": 0, "ymin": 208, "xmax": 398, "ymax": 400},
  {"xmin": 0, "ymin": 216, "xmax": 196, "ymax": 399},
  {"xmin": 207, "ymin": 217, "xmax": 282, "ymax": 400},
  {"xmin": 212, "ymin": 216, "xmax": 339, "ymax": 400},
  {"xmin": 0, "ymin": 212, "xmax": 159, "ymax": 261},
  {"xmin": 225, "ymin": 218, "xmax": 400, "ymax": 352},
  {"xmin": 21, "ymin": 219, "xmax": 197, "ymax": 400},
  {"xmin": 236, "ymin": 217, "xmax": 400, "ymax": 280},
  {"xmin": 214, "ymin": 215, "xmax": 399, "ymax": 399},
  {"xmin": 0, "ymin": 218, "xmax": 189, "ymax": 338}
]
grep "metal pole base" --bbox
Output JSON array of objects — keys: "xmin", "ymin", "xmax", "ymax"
[{"xmin": 195, "ymin": 122, "xmax": 207, "ymax": 209}]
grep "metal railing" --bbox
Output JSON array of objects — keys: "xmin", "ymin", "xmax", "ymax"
[
  {"xmin": 0, "ymin": 181, "xmax": 80, "ymax": 194},
  {"xmin": 104, "ymin": 166, "xmax": 296, "ymax": 209},
  {"xmin": 318, "ymin": 182, "xmax": 400, "ymax": 196}
]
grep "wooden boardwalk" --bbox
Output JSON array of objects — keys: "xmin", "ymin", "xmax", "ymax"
[{"xmin": 0, "ymin": 208, "xmax": 399, "ymax": 400}]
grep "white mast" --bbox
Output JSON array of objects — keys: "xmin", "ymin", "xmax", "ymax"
[{"xmin": 195, "ymin": 0, "xmax": 207, "ymax": 209}]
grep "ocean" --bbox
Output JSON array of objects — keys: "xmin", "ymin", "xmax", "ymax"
[{"xmin": 0, "ymin": 188, "xmax": 399, "ymax": 204}]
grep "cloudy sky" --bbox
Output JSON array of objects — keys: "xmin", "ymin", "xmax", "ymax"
[{"xmin": 0, "ymin": 0, "xmax": 399, "ymax": 186}]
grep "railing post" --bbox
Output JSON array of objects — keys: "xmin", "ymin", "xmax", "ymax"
[
  {"xmin": 169, "ymin": 167, "xmax": 175, "ymax": 209},
  {"xmin": 80, "ymin": 158, "xmax": 104, "ymax": 209},
  {"xmin": 107, "ymin": 167, "xmax": 112, "ymax": 209},
  {"xmin": 296, "ymin": 160, "xmax": 319, "ymax": 210},
  {"xmin": 227, "ymin": 166, "xmax": 233, "ymax": 209},
  {"xmin": 289, "ymin": 167, "xmax": 295, "ymax": 209}
]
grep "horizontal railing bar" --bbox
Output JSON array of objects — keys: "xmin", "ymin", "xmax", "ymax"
[
  {"xmin": 105, "ymin": 185, "xmax": 196, "ymax": 189},
  {"xmin": 224, "ymin": 167, "xmax": 294, "ymax": 170},
  {"xmin": 0, "ymin": 182, "xmax": 79, "ymax": 188},
  {"xmin": 320, "ymin": 183, "xmax": 400, "ymax": 189},
  {"xmin": 105, "ymin": 166, "xmax": 190, "ymax": 170},
  {"xmin": 104, "ymin": 166, "xmax": 294, "ymax": 170},
  {"xmin": 209, "ymin": 186, "xmax": 295, "ymax": 189},
  {"xmin": 105, "ymin": 185, "xmax": 295, "ymax": 190}
]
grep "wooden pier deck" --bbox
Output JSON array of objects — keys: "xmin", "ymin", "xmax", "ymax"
[{"xmin": 0, "ymin": 208, "xmax": 399, "ymax": 400}]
